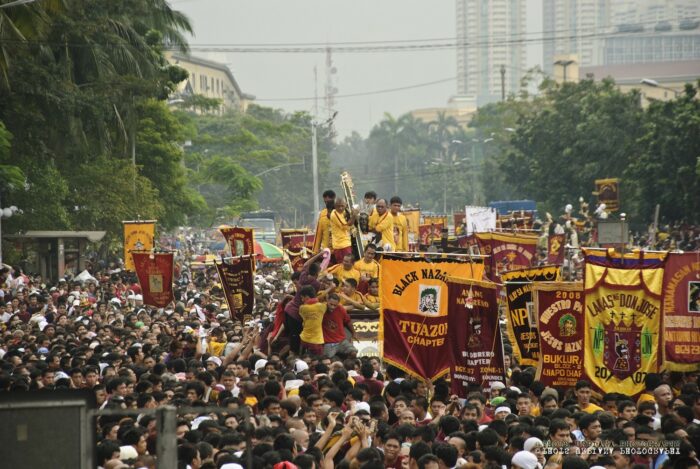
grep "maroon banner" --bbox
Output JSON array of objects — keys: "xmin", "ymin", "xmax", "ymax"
[
  {"xmin": 382, "ymin": 309, "xmax": 451, "ymax": 380},
  {"xmin": 547, "ymin": 234, "xmax": 566, "ymax": 265},
  {"xmin": 216, "ymin": 256, "xmax": 255, "ymax": 323},
  {"xmin": 662, "ymin": 253, "xmax": 700, "ymax": 370},
  {"xmin": 288, "ymin": 251, "xmax": 307, "ymax": 273},
  {"xmin": 419, "ymin": 223, "xmax": 444, "ymax": 246},
  {"xmin": 132, "ymin": 251, "xmax": 174, "ymax": 308},
  {"xmin": 448, "ymin": 278, "xmax": 505, "ymax": 396},
  {"xmin": 220, "ymin": 226, "xmax": 255, "ymax": 257},
  {"xmin": 281, "ymin": 229, "xmax": 314, "ymax": 251},
  {"xmin": 533, "ymin": 282, "xmax": 584, "ymax": 388}
]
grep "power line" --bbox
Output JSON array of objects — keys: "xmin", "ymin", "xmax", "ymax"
[
  {"xmin": 0, "ymin": 0, "xmax": 40, "ymax": 8},
  {"xmin": 255, "ymin": 77, "xmax": 456, "ymax": 102}
]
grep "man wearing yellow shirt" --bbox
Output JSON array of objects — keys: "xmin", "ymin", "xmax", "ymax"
[
  {"xmin": 390, "ymin": 196, "xmax": 409, "ymax": 252},
  {"xmin": 354, "ymin": 243, "xmax": 380, "ymax": 281},
  {"xmin": 575, "ymin": 380, "xmax": 604, "ymax": 414},
  {"xmin": 339, "ymin": 278, "xmax": 366, "ymax": 313},
  {"xmin": 363, "ymin": 278, "xmax": 380, "ymax": 311},
  {"xmin": 298, "ymin": 285, "xmax": 326, "ymax": 356},
  {"xmin": 330, "ymin": 197, "xmax": 358, "ymax": 264},
  {"xmin": 325, "ymin": 254, "xmax": 361, "ymax": 285},
  {"xmin": 372, "ymin": 199, "xmax": 395, "ymax": 252},
  {"xmin": 313, "ymin": 190, "xmax": 336, "ymax": 253}
]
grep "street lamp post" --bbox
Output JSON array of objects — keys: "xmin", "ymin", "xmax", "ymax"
[
  {"xmin": 639, "ymin": 78, "xmax": 680, "ymax": 98},
  {"xmin": 554, "ymin": 59, "xmax": 575, "ymax": 83},
  {"xmin": 254, "ymin": 162, "xmax": 305, "ymax": 178},
  {"xmin": 311, "ymin": 112, "xmax": 337, "ymax": 213}
]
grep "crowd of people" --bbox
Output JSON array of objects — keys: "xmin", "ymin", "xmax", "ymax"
[{"xmin": 0, "ymin": 189, "xmax": 699, "ymax": 469}]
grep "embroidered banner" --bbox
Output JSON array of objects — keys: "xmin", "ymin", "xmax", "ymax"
[
  {"xmin": 502, "ymin": 265, "xmax": 561, "ymax": 367},
  {"xmin": 379, "ymin": 256, "xmax": 484, "ymax": 380},
  {"xmin": 123, "ymin": 221, "xmax": 155, "ymax": 271},
  {"xmin": 661, "ymin": 253, "xmax": 700, "ymax": 370},
  {"xmin": 132, "ymin": 251, "xmax": 174, "ymax": 308},
  {"xmin": 547, "ymin": 234, "xmax": 566, "ymax": 265},
  {"xmin": 216, "ymin": 256, "xmax": 256, "ymax": 323},
  {"xmin": 584, "ymin": 254, "xmax": 664, "ymax": 395},
  {"xmin": 447, "ymin": 277, "xmax": 505, "ymax": 396},
  {"xmin": 419, "ymin": 223, "xmax": 444, "ymax": 246},
  {"xmin": 594, "ymin": 178, "xmax": 620, "ymax": 212},
  {"xmin": 220, "ymin": 226, "xmax": 255, "ymax": 257},
  {"xmin": 533, "ymin": 282, "xmax": 584, "ymax": 388}
]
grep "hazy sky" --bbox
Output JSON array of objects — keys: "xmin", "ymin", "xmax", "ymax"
[{"xmin": 173, "ymin": 0, "xmax": 543, "ymax": 138}]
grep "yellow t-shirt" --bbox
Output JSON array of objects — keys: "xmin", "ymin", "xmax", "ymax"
[
  {"xmin": 313, "ymin": 209, "xmax": 331, "ymax": 252},
  {"xmin": 299, "ymin": 300, "xmax": 326, "ymax": 344},
  {"xmin": 374, "ymin": 212, "xmax": 395, "ymax": 251},
  {"xmin": 363, "ymin": 293, "xmax": 379, "ymax": 309},
  {"xmin": 353, "ymin": 259, "xmax": 380, "ymax": 280},
  {"xmin": 341, "ymin": 291, "xmax": 366, "ymax": 309},
  {"xmin": 208, "ymin": 339, "xmax": 226, "ymax": 357},
  {"xmin": 581, "ymin": 402, "xmax": 604, "ymax": 414},
  {"xmin": 392, "ymin": 213, "xmax": 409, "ymax": 252},
  {"xmin": 330, "ymin": 210, "xmax": 352, "ymax": 249},
  {"xmin": 327, "ymin": 264, "xmax": 361, "ymax": 284}
]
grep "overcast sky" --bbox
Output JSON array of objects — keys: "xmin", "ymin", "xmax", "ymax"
[{"xmin": 173, "ymin": 0, "xmax": 543, "ymax": 138}]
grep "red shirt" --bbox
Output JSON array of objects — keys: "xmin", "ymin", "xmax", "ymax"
[{"xmin": 322, "ymin": 304, "xmax": 352, "ymax": 343}]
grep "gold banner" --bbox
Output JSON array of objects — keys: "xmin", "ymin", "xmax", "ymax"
[{"xmin": 123, "ymin": 221, "xmax": 155, "ymax": 271}]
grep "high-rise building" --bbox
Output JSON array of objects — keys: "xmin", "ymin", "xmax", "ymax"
[
  {"xmin": 543, "ymin": 0, "xmax": 700, "ymax": 71},
  {"xmin": 453, "ymin": 0, "xmax": 526, "ymax": 108},
  {"xmin": 542, "ymin": 0, "xmax": 611, "ymax": 74}
]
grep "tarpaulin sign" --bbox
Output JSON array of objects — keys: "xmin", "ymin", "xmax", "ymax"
[
  {"xmin": 132, "ymin": 251, "xmax": 174, "ymax": 308},
  {"xmin": 502, "ymin": 265, "xmax": 560, "ymax": 367},
  {"xmin": 447, "ymin": 277, "xmax": 505, "ymax": 396},
  {"xmin": 123, "ymin": 220, "xmax": 156, "ymax": 271},
  {"xmin": 583, "ymin": 251, "xmax": 664, "ymax": 395},
  {"xmin": 661, "ymin": 253, "xmax": 700, "ymax": 370},
  {"xmin": 533, "ymin": 282, "xmax": 584, "ymax": 388},
  {"xmin": 379, "ymin": 256, "xmax": 484, "ymax": 380}
]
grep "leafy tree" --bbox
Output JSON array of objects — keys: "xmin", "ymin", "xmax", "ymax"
[{"xmin": 625, "ymin": 82, "xmax": 700, "ymax": 223}]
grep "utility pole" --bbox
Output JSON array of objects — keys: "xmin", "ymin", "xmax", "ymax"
[
  {"xmin": 500, "ymin": 65, "xmax": 506, "ymax": 101},
  {"xmin": 312, "ymin": 122, "xmax": 319, "ymax": 214}
]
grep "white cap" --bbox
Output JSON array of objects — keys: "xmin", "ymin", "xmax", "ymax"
[
  {"xmin": 354, "ymin": 402, "xmax": 371, "ymax": 414},
  {"xmin": 254, "ymin": 359, "xmax": 268, "ymax": 373},
  {"xmin": 294, "ymin": 359, "xmax": 309, "ymax": 373},
  {"xmin": 495, "ymin": 406, "xmax": 511, "ymax": 415},
  {"xmin": 206, "ymin": 356, "xmax": 222, "ymax": 367},
  {"xmin": 511, "ymin": 450, "xmax": 540, "ymax": 469},
  {"xmin": 490, "ymin": 381, "xmax": 506, "ymax": 390}
]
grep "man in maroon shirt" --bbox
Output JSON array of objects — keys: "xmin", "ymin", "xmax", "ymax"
[
  {"xmin": 321, "ymin": 293, "xmax": 355, "ymax": 358},
  {"xmin": 357, "ymin": 361, "xmax": 384, "ymax": 397}
]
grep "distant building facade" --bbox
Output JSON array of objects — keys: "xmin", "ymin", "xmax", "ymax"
[
  {"xmin": 453, "ymin": 0, "xmax": 526, "ymax": 108},
  {"xmin": 543, "ymin": 0, "xmax": 700, "ymax": 71},
  {"xmin": 165, "ymin": 52, "xmax": 255, "ymax": 113}
]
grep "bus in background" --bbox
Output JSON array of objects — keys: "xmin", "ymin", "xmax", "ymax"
[{"xmin": 237, "ymin": 211, "xmax": 278, "ymax": 244}]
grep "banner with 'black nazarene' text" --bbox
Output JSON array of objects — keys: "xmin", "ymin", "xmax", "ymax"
[
  {"xmin": 584, "ymin": 251, "xmax": 664, "ymax": 396},
  {"xmin": 533, "ymin": 282, "xmax": 584, "ymax": 388},
  {"xmin": 379, "ymin": 256, "xmax": 484, "ymax": 380},
  {"xmin": 447, "ymin": 277, "xmax": 505, "ymax": 396},
  {"xmin": 216, "ymin": 256, "xmax": 255, "ymax": 323},
  {"xmin": 502, "ymin": 265, "xmax": 560, "ymax": 367}
]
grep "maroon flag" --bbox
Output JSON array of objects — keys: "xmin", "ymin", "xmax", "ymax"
[
  {"xmin": 547, "ymin": 234, "xmax": 566, "ymax": 265},
  {"xmin": 132, "ymin": 251, "xmax": 174, "ymax": 308},
  {"xmin": 220, "ymin": 226, "xmax": 255, "ymax": 257},
  {"xmin": 533, "ymin": 282, "xmax": 584, "ymax": 388},
  {"xmin": 447, "ymin": 278, "xmax": 505, "ymax": 396},
  {"xmin": 662, "ymin": 253, "xmax": 700, "ymax": 370},
  {"xmin": 216, "ymin": 256, "xmax": 255, "ymax": 323}
]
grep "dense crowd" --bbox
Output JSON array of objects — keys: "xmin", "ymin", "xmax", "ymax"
[{"xmin": 1, "ymin": 225, "xmax": 700, "ymax": 469}]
